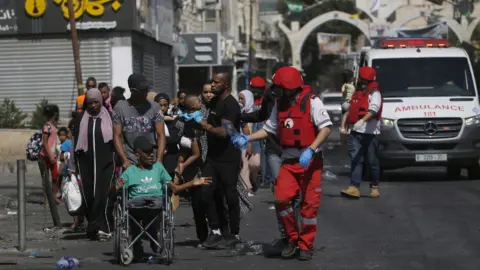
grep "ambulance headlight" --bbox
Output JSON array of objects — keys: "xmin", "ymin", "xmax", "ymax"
[
  {"xmin": 465, "ymin": 115, "xmax": 480, "ymax": 126},
  {"xmin": 381, "ymin": 118, "xmax": 394, "ymax": 128}
]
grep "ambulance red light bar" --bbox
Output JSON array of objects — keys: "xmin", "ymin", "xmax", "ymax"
[{"xmin": 380, "ymin": 39, "xmax": 450, "ymax": 48}]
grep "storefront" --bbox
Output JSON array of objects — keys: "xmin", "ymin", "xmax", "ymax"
[
  {"xmin": 177, "ymin": 33, "xmax": 235, "ymax": 96},
  {"xmin": 0, "ymin": 0, "xmax": 174, "ymax": 118}
]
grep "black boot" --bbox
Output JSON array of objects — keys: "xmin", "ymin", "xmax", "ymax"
[{"xmin": 280, "ymin": 241, "xmax": 298, "ymax": 259}]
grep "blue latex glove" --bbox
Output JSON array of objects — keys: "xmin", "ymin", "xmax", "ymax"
[
  {"xmin": 299, "ymin": 148, "xmax": 314, "ymax": 168},
  {"xmin": 232, "ymin": 134, "xmax": 250, "ymax": 150}
]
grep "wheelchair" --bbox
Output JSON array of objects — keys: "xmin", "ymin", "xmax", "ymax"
[{"xmin": 113, "ymin": 183, "xmax": 175, "ymax": 265}]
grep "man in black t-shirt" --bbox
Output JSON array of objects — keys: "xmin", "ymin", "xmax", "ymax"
[{"xmin": 197, "ymin": 71, "xmax": 242, "ymax": 249}]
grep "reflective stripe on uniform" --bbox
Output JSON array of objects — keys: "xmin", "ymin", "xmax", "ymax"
[
  {"xmin": 279, "ymin": 207, "xmax": 294, "ymax": 217},
  {"xmin": 315, "ymin": 188, "xmax": 322, "ymax": 193},
  {"xmin": 301, "ymin": 216, "xmax": 317, "ymax": 225}
]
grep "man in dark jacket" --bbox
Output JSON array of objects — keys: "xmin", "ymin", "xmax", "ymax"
[{"xmin": 239, "ymin": 63, "xmax": 300, "ymax": 247}]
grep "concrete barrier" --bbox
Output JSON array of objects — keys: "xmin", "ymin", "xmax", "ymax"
[{"xmin": 0, "ymin": 129, "xmax": 35, "ymax": 168}]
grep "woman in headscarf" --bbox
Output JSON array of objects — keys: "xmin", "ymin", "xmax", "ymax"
[
  {"xmin": 238, "ymin": 90, "xmax": 261, "ymax": 196},
  {"xmin": 74, "ymin": 88, "xmax": 115, "ymax": 241}
]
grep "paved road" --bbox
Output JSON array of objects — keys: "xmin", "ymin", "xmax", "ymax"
[{"xmin": 2, "ymin": 143, "xmax": 480, "ymax": 269}]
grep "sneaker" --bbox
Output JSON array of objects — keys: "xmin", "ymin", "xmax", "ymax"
[
  {"xmin": 225, "ymin": 234, "xmax": 241, "ymax": 247},
  {"xmin": 248, "ymin": 192, "xmax": 255, "ymax": 197},
  {"xmin": 340, "ymin": 186, "xmax": 360, "ymax": 199},
  {"xmin": 298, "ymin": 249, "xmax": 313, "ymax": 261},
  {"xmin": 281, "ymin": 241, "xmax": 298, "ymax": 259},
  {"xmin": 370, "ymin": 185, "xmax": 380, "ymax": 198},
  {"xmin": 202, "ymin": 234, "xmax": 226, "ymax": 249},
  {"xmin": 97, "ymin": 230, "xmax": 112, "ymax": 241}
]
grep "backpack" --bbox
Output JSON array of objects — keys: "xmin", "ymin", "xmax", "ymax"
[
  {"xmin": 26, "ymin": 131, "xmax": 42, "ymax": 161},
  {"xmin": 26, "ymin": 124, "xmax": 51, "ymax": 161}
]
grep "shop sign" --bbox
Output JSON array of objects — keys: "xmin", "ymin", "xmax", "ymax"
[
  {"xmin": 17, "ymin": 0, "xmax": 133, "ymax": 34},
  {"xmin": 0, "ymin": 0, "xmax": 17, "ymax": 34},
  {"xmin": 177, "ymin": 33, "xmax": 221, "ymax": 66}
]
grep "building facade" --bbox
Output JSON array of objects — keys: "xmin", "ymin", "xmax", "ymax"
[
  {"xmin": 174, "ymin": 0, "xmax": 238, "ymax": 95},
  {"xmin": 0, "ymin": 0, "xmax": 175, "ymax": 118}
]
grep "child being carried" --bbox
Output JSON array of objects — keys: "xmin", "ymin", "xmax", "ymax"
[{"xmin": 176, "ymin": 95, "xmax": 203, "ymax": 178}]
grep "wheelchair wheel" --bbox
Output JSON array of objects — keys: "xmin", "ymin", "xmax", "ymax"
[
  {"xmin": 163, "ymin": 199, "xmax": 175, "ymax": 264},
  {"xmin": 113, "ymin": 203, "xmax": 122, "ymax": 264},
  {"xmin": 120, "ymin": 248, "xmax": 134, "ymax": 265}
]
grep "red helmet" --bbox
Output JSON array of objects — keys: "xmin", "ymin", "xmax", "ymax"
[
  {"xmin": 250, "ymin": 77, "xmax": 266, "ymax": 88},
  {"xmin": 272, "ymin": 67, "xmax": 304, "ymax": 90},
  {"xmin": 359, "ymin": 66, "xmax": 376, "ymax": 81}
]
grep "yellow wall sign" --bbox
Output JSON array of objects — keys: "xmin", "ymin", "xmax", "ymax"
[
  {"xmin": 25, "ymin": 0, "xmax": 47, "ymax": 17},
  {"xmin": 25, "ymin": 0, "xmax": 122, "ymax": 19}
]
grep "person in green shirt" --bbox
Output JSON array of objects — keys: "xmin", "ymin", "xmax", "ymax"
[{"xmin": 116, "ymin": 135, "xmax": 211, "ymax": 258}]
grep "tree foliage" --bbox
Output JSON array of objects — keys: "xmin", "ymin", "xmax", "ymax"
[
  {"xmin": 0, "ymin": 98, "xmax": 27, "ymax": 128},
  {"xmin": 30, "ymin": 98, "xmax": 48, "ymax": 130}
]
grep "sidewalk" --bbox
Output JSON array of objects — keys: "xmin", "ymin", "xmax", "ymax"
[{"xmin": 0, "ymin": 161, "xmax": 84, "ymax": 267}]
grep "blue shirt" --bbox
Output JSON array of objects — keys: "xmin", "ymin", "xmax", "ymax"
[
  {"xmin": 60, "ymin": 139, "xmax": 72, "ymax": 153},
  {"xmin": 60, "ymin": 139, "xmax": 73, "ymax": 175}
]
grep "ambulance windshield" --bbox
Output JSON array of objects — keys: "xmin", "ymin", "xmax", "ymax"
[
  {"xmin": 322, "ymin": 96, "xmax": 343, "ymax": 105},
  {"xmin": 372, "ymin": 57, "xmax": 475, "ymax": 98}
]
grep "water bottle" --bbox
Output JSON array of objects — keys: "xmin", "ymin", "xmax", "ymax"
[{"xmin": 56, "ymin": 257, "xmax": 79, "ymax": 269}]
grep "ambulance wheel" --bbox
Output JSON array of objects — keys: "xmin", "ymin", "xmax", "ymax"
[
  {"xmin": 467, "ymin": 164, "xmax": 480, "ymax": 180},
  {"xmin": 446, "ymin": 166, "xmax": 462, "ymax": 180}
]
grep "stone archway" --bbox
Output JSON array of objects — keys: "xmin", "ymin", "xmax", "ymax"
[
  {"xmin": 278, "ymin": 11, "xmax": 371, "ymax": 69},
  {"xmin": 390, "ymin": 12, "xmax": 468, "ymax": 42},
  {"xmin": 467, "ymin": 18, "xmax": 480, "ymax": 42}
]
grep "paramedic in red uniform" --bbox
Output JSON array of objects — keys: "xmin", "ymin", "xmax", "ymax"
[
  {"xmin": 340, "ymin": 66, "xmax": 382, "ymax": 199},
  {"xmin": 233, "ymin": 66, "xmax": 332, "ymax": 260}
]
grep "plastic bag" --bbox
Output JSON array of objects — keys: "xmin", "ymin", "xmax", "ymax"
[{"xmin": 61, "ymin": 175, "xmax": 82, "ymax": 215}]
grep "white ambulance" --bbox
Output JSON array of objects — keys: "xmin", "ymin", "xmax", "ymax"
[{"xmin": 357, "ymin": 38, "xmax": 480, "ymax": 179}]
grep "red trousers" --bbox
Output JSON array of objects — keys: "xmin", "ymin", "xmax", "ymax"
[
  {"xmin": 40, "ymin": 156, "xmax": 59, "ymax": 182},
  {"xmin": 275, "ymin": 158, "xmax": 323, "ymax": 251}
]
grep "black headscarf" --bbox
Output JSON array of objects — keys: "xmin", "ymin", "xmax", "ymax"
[{"xmin": 154, "ymin": 93, "xmax": 170, "ymax": 103}]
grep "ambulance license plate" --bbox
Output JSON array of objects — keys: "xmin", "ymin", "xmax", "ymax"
[{"xmin": 415, "ymin": 154, "xmax": 447, "ymax": 162}]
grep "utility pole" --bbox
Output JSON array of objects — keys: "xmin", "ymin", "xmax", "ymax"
[
  {"xmin": 247, "ymin": 0, "xmax": 255, "ymax": 83},
  {"xmin": 67, "ymin": 0, "xmax": 84, "ymax": 96}
]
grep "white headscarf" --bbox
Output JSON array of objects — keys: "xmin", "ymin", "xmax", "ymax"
[{"xmin": 239, "ymin": 89, "xmax": 254, "ymax": 113}]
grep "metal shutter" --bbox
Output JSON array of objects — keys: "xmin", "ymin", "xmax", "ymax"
[
  {"xmin": 143, "ymin": 51, "xmax": 155, "ymax": 88},
  {"xmin": 154, "ymin": 44, "xmax": 174, "ymax": 97},
  {"xmin": 0, "ymin": 37, "xmax": 111, "ymax": 119},
  {"xmin": 132, "ymin": 46, "xmax": 143, "ymax": 74}
]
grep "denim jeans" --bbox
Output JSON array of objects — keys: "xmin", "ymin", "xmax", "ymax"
[
  {"xmin": 347, "ymin": 131, "xmax": 380, "ymax": 187},
  {"xmin": 267, "ymin": 152, "xmax": 301, "ymax": 238}
]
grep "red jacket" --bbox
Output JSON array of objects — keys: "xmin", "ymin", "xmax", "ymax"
[
  {"xmin": 278, "ymin": 86, "xmax": 317, "ymax": 148},
  {"xmin": 348, "ymin": 82, "xmax": 383, "ymax": 124}
]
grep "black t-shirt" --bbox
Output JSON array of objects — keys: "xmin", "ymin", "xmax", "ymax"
[{"xmin": 207, "ymin": 94, "xmax": 241, "ymax": 162}]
